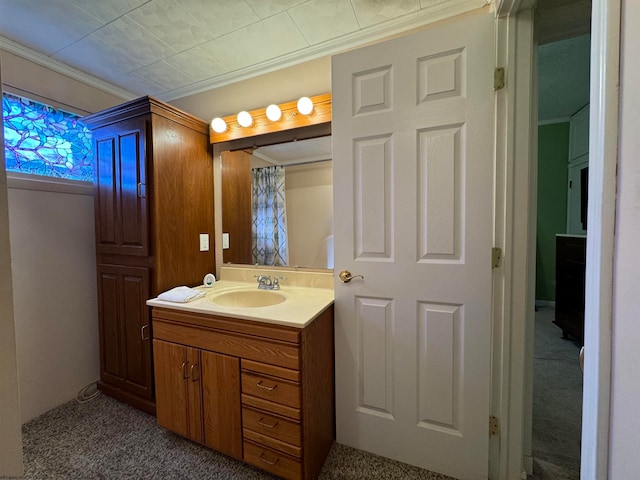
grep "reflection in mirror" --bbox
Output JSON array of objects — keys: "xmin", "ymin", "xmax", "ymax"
[{"xmin": 221, "ymin": 136, "xmax": 333, "ymax": 269}]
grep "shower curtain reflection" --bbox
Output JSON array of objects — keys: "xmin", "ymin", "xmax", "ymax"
[{"xmin": 251, "ymin": 166, "xmax": 288, "ymax": 266}]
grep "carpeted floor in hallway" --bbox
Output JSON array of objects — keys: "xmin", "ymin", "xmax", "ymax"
[{"xmin": 529, "ymin": 306, "xmax": 583, "ymax": 480}]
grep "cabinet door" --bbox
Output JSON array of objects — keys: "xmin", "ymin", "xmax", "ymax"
[
  {"xmin": 154, "ymin": 341, "xmax": 203, "ymax": 443},
  {"xmin": 94, "ymin": 117, "xmax": 149, "ymax": 257},
  {"xmin": 201, "ymin": 350, "xmax": 242, "ymax": 459},
  {"xmin": 154, "ymin": 339, "xmax": 189, "ymax": 438},
  {"xmin": 97, "ymin": 264, "xmax": 152, "ymax": 399}
]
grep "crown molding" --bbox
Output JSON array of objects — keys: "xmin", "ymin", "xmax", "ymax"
[
  {"xmin": 162, "ymin": 0, "xmax": 489, "ymax": 102},
  {"xmin": 0, "ymin": 35, "xmax": 136, "ymax": 101}
]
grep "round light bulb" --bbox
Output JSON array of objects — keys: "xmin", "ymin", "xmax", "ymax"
[
  {"xmin": 266, "ymin": 104, "xmax": 282, "ymax": 122},
  {"xmin": 211, "ymin": 117, "xmax": 227, "ymax": 133},
  {"xmin": 237, "ymin": 111, "xmax": 253, "ymax": 127},
  {"xmin": 297, "ymin": 96, "xmax": 314, "ymax": 115}
]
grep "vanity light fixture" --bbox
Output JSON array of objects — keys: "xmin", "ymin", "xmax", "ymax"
[
  {"xmin": 209, "ymin": 93, "xmax": 331, "ymax": 144},
  {"xmin": 211, "ymin": 117, "xmax": 227, "ymax": 133},
  {"xmin": 297, "ymin": 96, "xmax": 314, "ymax": 115},
  {"xmin": 237, "ymin": 110, "xmax": 253, "ymax": 127},
  {"xmin": 266, "ymin": 104, "xmax": 282, "ymax": 122}
]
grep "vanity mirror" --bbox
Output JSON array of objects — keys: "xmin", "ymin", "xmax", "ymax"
[
  {"xmin": 211, "ymin": 101, "xmax": 333, "ymax": 271},
  {"xmin": 219, "ymin": 137, "xmax": 333, "ymax": 269}
]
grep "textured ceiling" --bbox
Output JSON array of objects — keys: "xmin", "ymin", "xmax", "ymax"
[
  {"xmin": 537, "ymin": 34, "xmax": 590, "ymax": 122},
  {"xmin": 0, "ymin": 0, "xmax": 485, "ymax": 102}
]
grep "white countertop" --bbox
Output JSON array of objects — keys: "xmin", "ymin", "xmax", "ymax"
[{"xmin": 147, "ymin": 280, "xmax": 334, "ymax": 328}]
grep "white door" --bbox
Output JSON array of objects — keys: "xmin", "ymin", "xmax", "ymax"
[{"xmin": 332, "ymin": 10, "xmax": 495, "ymax": 480}]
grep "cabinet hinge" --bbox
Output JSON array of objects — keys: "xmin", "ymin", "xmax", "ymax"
[
  {"xmin": 494, "ymin": 67, "xmax": 505, "ymax": 91},
  {"xmin": 490, "ymin": 415, "xmax": 500, "ymax": 436},
  {"xmin": 492, "ymin": 247, "xmax": 502, "ymax": 269}
]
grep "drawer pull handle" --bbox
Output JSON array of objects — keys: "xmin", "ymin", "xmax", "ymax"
[
  {"xmin": 259, "ymin": 452, "xmax": 279, "ymax": 466},
  {"xmin": 182, "ymin": 362, "xmax": 189, "ymax": 379},
  {"xmin": 190, "ymin": 363, "xmax": 199, "ymax": 382},
  {"xmin": 256, "ymin": 380, "xmax": 277, "ymax": 391},
  {"xmin": 258, "ymin": 417, "xmax": 279, "ymax": 429}
]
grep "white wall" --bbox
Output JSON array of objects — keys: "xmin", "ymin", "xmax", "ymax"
[
  {"xmin": 608, "ymin": 0, "xmax": 640, "ymax": 476},
  {"xmin": 0, "ymin": 51, "xmax": 25, "ymax": 479},
  {"xmin": 285, "ymin": 161, "xmax": 333, "ymax": 268},
  {"xmin": 2, "ymin": 50, "xmax": 127, "ymax": 424},
  {"xmin": 8, "ymin": 185, "xmax": 100, "ymax": 422}
]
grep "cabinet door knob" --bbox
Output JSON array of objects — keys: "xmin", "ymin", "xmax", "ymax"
[
  {"xmin": 257, "ymin": 417, "xmax": 278, "ymax": 429},
  {"xmin": 190, "ymin": 363, "xmax": 199, "ymax": 382},
  {"xmin": 259, "ymin": 452, "xmax": 279, "ymax": 466},
  {"xmin": 256, "ymin": 380, "xmax": 277, "ymax": 391},
  {"xmin": 140, "ymin": 324, "xmax": 150, "ymax": 341}
]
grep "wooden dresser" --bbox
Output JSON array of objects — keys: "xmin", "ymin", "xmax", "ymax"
[
  {"xmin": 83, "ymin": 97, "xmax": 215, "ymax": 414},
  {"xmin": 151, "ymin": 305, "xmax": 335, "ymax": 480},
  {"xmin": 554, "ymin": 235, "xmax": 587, "ymax": 342}
]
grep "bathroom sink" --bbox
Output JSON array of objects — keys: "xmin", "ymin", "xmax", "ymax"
[{"xmin": 210, "ymin": 289, "xmax": 286, "ymax": 308}]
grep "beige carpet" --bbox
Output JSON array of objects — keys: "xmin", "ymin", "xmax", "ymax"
[
  {"xmin": 529, "ymin": 306, "xmax": 582, "ymax": 480},
  {"xmin": 19, "ymin": 394, "xmax": 454, "ymax": 480}
]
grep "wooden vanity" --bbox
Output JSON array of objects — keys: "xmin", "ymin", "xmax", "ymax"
[{"xmin": 150, "ymin": 302, "xmax": 335, "ymax": 480}]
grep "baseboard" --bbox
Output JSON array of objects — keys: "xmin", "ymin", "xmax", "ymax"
[
  {"xmin": 523, "ymin": 454, "xmax": 533, "ymax": 475},
  {"xmin": 535, "ymin": 300, "xmax": 556, "ymax": 308}
]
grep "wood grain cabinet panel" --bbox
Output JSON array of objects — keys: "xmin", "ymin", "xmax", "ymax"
[
  {"xmin": 241, "ymin": 372, "xmax": 301, "ymax": 408},
  {"xmin": 554, "ymin": 235, "xmax": 586, "ymax": 341},
  {"xmin": 244, "ymin": 441, "xmax": 302, "ymax": 480},
  {"xmin": 201, "ymin": 350, "xmax": 242, "ymax": 459},
  {"xmin": 153, "ymin": 339, "xmax": 193, "ymax": 440},
  {"xmin": 97, "ymin": 264, "xmax": 152, "ymax": 401},
  {"xmin": 151, "ymin": 305, "xmax": 335, "ymax": 480},
  {"xmin": 84, "ymin": 97, "xmax": 215, "ymax": 414}
]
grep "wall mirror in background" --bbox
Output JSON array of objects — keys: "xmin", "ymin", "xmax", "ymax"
[{"xmin": 217, "ymin": 133, "xmax": 333, "ymax": 270}]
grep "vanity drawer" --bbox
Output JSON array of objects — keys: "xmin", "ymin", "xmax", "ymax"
[
  {"xmin": 244, "ymin": 441, "xmax": 302, "ymax": 480},
  {"xmin": 242, "ymin": 407, "xmax": 301, "ymax": 447},
  {"xmin": 242, "ymin": 371, "xmax": 300, "ymax": 408}
]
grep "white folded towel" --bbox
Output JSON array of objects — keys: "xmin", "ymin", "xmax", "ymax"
[{"xmin": 157, "ymin": 286, "xmax": 205, "ymax": 303}]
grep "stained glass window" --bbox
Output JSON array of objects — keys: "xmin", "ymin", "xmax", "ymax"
[{"xmin": 2, "ymin": 93, "xmax": 93, "ymax": 182}]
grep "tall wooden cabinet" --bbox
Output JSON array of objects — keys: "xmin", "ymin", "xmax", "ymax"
[{"xmin": 84, "ymin": 97, "xmax": 215, "ymax": 414}]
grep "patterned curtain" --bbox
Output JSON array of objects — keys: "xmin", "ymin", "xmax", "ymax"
[{"xmin": 251, "ymin": 166, "xmax": 288, "ymax": 266}]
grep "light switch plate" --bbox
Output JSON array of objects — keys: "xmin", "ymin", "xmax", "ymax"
[
  {"xmin": 222, "ymin": 233, "xmax": 230, "ymax": 249},
  {"xmin": 199, "ymin": 234, "xmax": 209, "ymax": 252}
]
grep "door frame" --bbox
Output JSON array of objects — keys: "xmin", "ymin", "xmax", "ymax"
[{"xmin": 493, "ymin": 0, "xmax": 620, "ymax": 479}]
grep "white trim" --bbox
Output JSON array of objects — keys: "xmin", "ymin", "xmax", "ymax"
[
  {"xmin": 0, "ymin": 35, "xmax": 136, "ymax": 102},
  {"xmin": 538, "ymin": 117, "xmax": 571, "ymax": 126},
  {"xmin": 6, "ymin": 172, "xmax": 94, "ymax": 196},
  {"xmin": 491, "ymin": 6, "xmax": 537, "ymax": 480},
  {"xmin": 581, "ymin": 0, "xmax": 619, "ymax": 478},
  {"xmin": 162, "ymin": 0, "xmax": 489, "ymax": 101}
]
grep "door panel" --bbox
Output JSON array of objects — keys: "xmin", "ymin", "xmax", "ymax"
[
  {"xmin": 201, "ymin": 350, "xmax": 242, "ymax": 460},
  {"xmin": 97, "ymin": 268, "xmax": 121, "ymax": 385},
  {"xmin": 186, "ymin": 347, "xmax": 203, "ymax": 443},
  {"xmin": 154, "ymin": 339, "xmax": 189, "ymax": 438},
  {"xmin": 332, "ymin": 10, "xmax": 494, "ymax": 480},
  {"xmin": 93, "ymin": 118, "xmax": 148, "ymax": 257},
  {"xmin": 121, "ymin": 267, "xmax": 152, "ymax": 399},
  {"xmin": 95, "ymin": 136, "xmax": 118, "ymax": 248}
]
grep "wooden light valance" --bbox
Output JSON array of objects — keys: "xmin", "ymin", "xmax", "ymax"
[{"xmin": 209, "ymin": 93, "xmax": 331, "ymax": 144}]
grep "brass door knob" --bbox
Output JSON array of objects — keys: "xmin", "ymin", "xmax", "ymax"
[{"xmin": 339, "ymin": 270, "xmax": 364, "ymax": 283}]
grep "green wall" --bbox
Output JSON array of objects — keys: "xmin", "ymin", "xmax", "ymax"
[{"xmin": 536, "ymin": 122, "xmax": 570, "ymax": 301}]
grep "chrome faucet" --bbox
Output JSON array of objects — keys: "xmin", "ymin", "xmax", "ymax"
[
  {"xmin": 255, "ymin": 275, "xmax": 273, "ymax": 289},
  {"xmin": 254, "ymin": 274, "xmax": 286, "ymax": 290}
]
